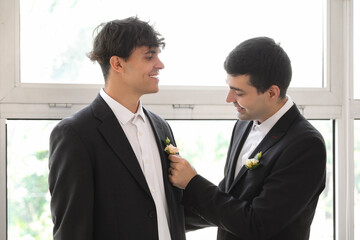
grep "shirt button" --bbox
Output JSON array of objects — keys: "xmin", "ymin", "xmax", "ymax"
[
  {"xmin": 151, "ymin": 188, "xmax": 155, "ymax": 193},
  {"xmin": 139, "ymin": 131, "xmax": 143, "ymax": 136}
]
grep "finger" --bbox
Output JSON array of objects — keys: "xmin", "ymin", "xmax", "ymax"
[
  {"xmin": 168, "ymin": 174, "xmax": 175, "ymax": 185},
  {"xmin": 169, "ymin": 161, "xmax": 176, "ymax": 168},
  {"xmin": 168, "ymin": 154, "xmax": 182, "ymax": 162}
]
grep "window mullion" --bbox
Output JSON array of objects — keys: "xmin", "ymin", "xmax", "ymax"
[{"xmin": 0, "ymin": 119, "xmax": 7, "ymax": 240}]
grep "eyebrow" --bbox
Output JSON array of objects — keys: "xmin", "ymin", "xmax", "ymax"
[
  {"xmin": 145, "ymin": 48, "xmax": 160, "ymax": 55},
  {"xmin": 145, "ymin": 50, "xmax": 156, "ymax": 54},
  {"xmin": 229, "ymin": 86, "xmax": 246, "ymax": 93}
]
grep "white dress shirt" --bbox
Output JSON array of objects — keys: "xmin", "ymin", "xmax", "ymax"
[
  {"xmin": 234, "ymin": 96, "xmax": 294, "ymax": 179},
  {"xmin": 100, "ymin": 89, "xmax": 171, "ymax": 240}
]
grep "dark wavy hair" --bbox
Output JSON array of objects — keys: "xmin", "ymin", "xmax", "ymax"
[
  {"xmin": 224, "ymin": 37, "xmax": 292, "ymax": 98},
  {"xmin": 87, "ymin": 17, "xmax": 165, "ymax": 81}
]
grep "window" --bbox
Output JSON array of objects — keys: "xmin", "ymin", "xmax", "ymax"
[
  {"xmin": 168, "ymin": 120, "xmax": 236, "ymax": 186},
  {"xmin": 20, "ymin": 0, "xmax": 325, "ymax": 87},
  {"xmin": 6, "ymin": 119, "xmax": 333, "ymax": 240},
  {"xmin": 308, "ymin": 120, "xmax": 333, "ymax": 240},
  {"xmin": 7, "ymin": 120, "xmax": 58, "ymax": 240},
  {"xmin": 1, "ymin": 0, "xmax": 357, "ymax": 239},
  {"xmin": 169, "ymin": 120, "xmax": 235, "ymax": 239}
]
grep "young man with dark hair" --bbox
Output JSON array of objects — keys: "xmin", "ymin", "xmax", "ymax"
[
  {"xmin": 49, "ymin": 17, "xmax": 185, "ymax": 240},
  {"xmin": 169, "ymin": 37, "xmax": 326, "ymax": 240}
]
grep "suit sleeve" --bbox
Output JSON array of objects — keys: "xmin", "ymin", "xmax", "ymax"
[
  {"xmin": 182, "ymin": 134, "xmax": 326, "ymax": 239},
  {"xmin": 48, "ymin": 123, "xmax": 94, "ymax": 240}
]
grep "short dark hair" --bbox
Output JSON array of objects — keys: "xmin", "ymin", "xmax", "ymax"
[
  {"xmin": 87, "ymin": 17, "xmax": 165, "ymax": 80},
  {"xmin": 224, "ymin": 37, "xmax": 292, "ymax": 98}
]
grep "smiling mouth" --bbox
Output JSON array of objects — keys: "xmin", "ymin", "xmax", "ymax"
[
  {"xmin": 233, "ymin": 104, "xmax": 244, "ymax": 112},
  {"xmin": 236, "ymin": 107, "xmax": 245, "ymax": 113},
  {"xmin": 149, "ymin": 73, "xmax": 159, "ymax": 79}
]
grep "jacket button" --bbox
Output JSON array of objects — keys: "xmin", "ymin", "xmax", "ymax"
[{"xmin": 148, "ymin": 210, "xmax": 156, "ymax": 218}]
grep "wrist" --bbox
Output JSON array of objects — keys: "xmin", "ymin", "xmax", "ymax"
[{"xmin": 184, "ymin": 174, "xmax": 199, "ymax": 190}]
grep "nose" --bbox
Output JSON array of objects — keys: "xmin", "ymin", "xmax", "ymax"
[
  {"xmin": 156, "ymin": 57, "xmax": 165, "ymax": 69},
  {"xmin": 226, "ymin": 89, "xmax": 235, "ymax": 103}
]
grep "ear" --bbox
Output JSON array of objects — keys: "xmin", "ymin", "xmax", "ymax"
[
  {"xmin": 267, "ymin": 85, "xmax": 281, "ymax": 100},
  {"xmin": 109, "ymin": 56, "xmax": 125, "ymax": 73}
]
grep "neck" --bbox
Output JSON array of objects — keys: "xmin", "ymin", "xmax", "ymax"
[
  {"xmin": 259, "ymin": 97, "xmax": 288, "ymax": 124},
  {"xmin": 274, "ymin": 96, "xmax": 288, "ymax": 112},
  {"xmin": 104, "ymin": 84, "xmax": 141, "ymax": 114}
]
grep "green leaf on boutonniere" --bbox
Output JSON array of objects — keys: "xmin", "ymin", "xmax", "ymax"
[
  {"xmin": 255, "ymin": 151, "xmax": 262, "ymax": 160},
  {"xmin": 165, "ymin": 137, "xmax": 171, "ymax": 145}
]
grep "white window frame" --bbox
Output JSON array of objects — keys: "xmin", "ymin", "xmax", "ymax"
[{"xmin": 0, "ymin": 0, "xmax": 359, "ymax": 239}]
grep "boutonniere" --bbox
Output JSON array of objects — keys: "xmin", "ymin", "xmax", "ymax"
[
  {"xmin": 163, "ymin": 137, "xmax": 179, "ymax": 155},
  {"xmin": 244, "ymin": 151, "xmax": 262, "ymax": 170}
]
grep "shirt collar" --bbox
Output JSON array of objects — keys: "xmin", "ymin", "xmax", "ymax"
[
  {"xmin": 100, "ymin": 88, "xmax": 146, "ymax": 125},
  {"xmin": 253, "ymin": 95, "xmax": 294, "ymax": 133}
]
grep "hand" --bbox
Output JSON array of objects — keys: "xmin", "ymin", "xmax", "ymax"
[{"xmin": 168, "ymin": 154, "xmax": 197, "ymax": 189}]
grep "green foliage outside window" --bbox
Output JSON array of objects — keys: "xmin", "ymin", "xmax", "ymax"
[{"xmin": 7, "ymin": 121, "xmax": 56, "ymax": 240}]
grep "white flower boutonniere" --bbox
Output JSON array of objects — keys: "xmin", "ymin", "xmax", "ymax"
[
  {"xmin": 244, "ymin": 151, "xmax": 262, "ymax": 170},
  {"xmin": 163, "ymin": 137, "xmax": 179, "ymax": 155}
]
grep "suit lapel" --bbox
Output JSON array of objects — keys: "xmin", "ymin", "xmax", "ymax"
[
  {"xmin": 229, "ymin": 104, "xmax": 301, "ymax": 191},
  {"xmin": 144, "ymin": 108, "xmax": 180, "ymax": 237},
  {"xmin": 225, "ymin": 121, "xmax": 253, "ymax": 192},
  {"xmin": 143, "ymin": 108, "xmax": 169, "ymax": 172},
  {"xmin": 143, "ymin": 109, "xmax": 173, "ymax": 195},
  {"xmin": 91, "ymin": 95, "xmax": 151, "ymax": 197}
]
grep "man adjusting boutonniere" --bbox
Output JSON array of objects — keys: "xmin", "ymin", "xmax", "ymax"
[{"xmin": 166, "ymin": 37, "xmax": 326, "ymax": 240}]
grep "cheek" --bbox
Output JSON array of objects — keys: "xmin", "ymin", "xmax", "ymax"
[
  {"xmin": 236, "ymin": 98, "xmax": 248, "ymax": 108},
  {"xmin": 143, "ymin": 67, "xmax": 153, "ymax": 78}
]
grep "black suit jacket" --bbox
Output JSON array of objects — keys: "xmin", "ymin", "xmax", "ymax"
[
  {"xmin": 49, "ymin": 94, "xmax": 186, "ymax": 240},
  {"xmin": 183, "ymin": 104, "xmax": 326, "ymax": 240}
]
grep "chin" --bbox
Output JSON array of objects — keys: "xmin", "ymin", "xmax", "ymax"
[
  {"xmin": 152, "ymin": 85, "xmax": 159, "ymax": 93},
  {"xmin": 146, "ymin": 87, "xmax": 159, "ymax": 94},
  {"xmin": 236, "ymin": 112, "xmax": 249, "ymax": 120}
]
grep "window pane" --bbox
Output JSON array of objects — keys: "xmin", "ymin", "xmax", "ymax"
[
  {"xmin": 20, "ymin": 0, "xmax": 325, "ymax": 88},
  {"xmin": 355, "ymin": 120, "xmax": 360, "ymax": 240},
  {"xmin": 169, "ymin": 119, "xmax": 333, "ymax": 240},
  {"xmin": 168, "ymin": 120, "xmax": 236, "ymax": 240},
  {"xmin": 7, "ymin": 120, "xmax": 58, "ymax": 240},
  {"xmin": 168, "ymin": 120, "xmax": 236, "ymax": 186},
  {"xmin": 354, "ymin": 1, "xmax": 360, "ymax": 99},
  {"xmin": 308, "ymin": 120, "xmax": 333, "ymax": 240}
]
